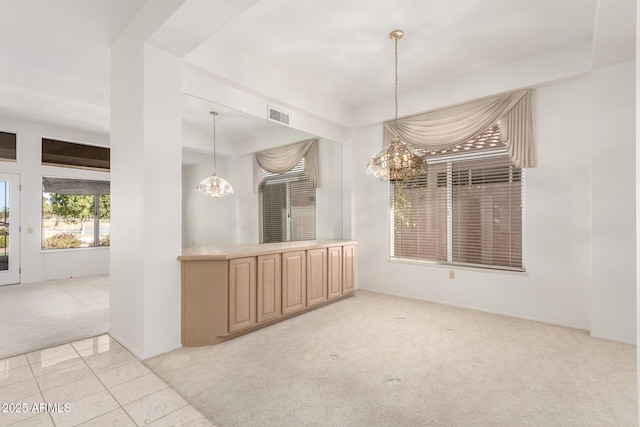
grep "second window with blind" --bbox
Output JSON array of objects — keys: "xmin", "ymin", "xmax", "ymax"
[
  {"xmin": 259, "ymin": 158, "xmax": 316, "ymax": 243},
  {"xmin": 391, "ymin": 126, "xmax": 524, "ymax": 271}
]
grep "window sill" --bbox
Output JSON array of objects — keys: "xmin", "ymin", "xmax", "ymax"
[
  {"xmin": 388, "ymin": 257, "xmax": 528, "ymax": 277},
  {"xmin": 41, "ymin": 246, "xmax": 110, "ymax": 254}
]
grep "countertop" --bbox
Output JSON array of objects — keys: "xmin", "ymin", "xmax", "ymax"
[{"xmin": 178, "ymin": 239, "xmax": 357, "ymax": 261}]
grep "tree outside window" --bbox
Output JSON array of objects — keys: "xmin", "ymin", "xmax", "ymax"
[{"xmin": 41, "ymin": 178, "xmax": 110, "ymax": 249}]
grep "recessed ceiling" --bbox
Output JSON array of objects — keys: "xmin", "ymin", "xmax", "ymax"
[
  {"xmin": 0, "ymin": 0, "xmax": 634, "ymax": 142},
  {"xmin": 185, "ymin": 0, "xmax": 599, "ymax": 109}
]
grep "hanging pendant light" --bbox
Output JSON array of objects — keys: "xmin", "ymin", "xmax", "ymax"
[
  {"xmin": 196, "ymin": 111, "xmax": 234, "ymax": 197},
  {"xmin": 366, "ymin": 30, "xmax": 424, "ymax": 181}
]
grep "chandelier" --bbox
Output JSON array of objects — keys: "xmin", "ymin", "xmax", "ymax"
[
  {"xmin": 366, "ymin": 30, "xmax": 424, "ymax": 181},
  {"xmin": 196, "ymin": 111, "xmax": 234, "ymax": 197}
]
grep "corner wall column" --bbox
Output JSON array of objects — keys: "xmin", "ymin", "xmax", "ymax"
[{"xmin": 110, "ymin": 39, "xmax": 182, "ymax": 359}]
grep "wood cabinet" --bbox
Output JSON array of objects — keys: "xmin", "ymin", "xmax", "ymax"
[
  {"xmin": 228, "ymin": 257, "xmax": 256, "ymax": 333},
  {"xmin": 282, "ymin": 250, "xmax": 306, "ymax": 315},
  {"xmin": 327, "ymin": 246, "xmax": 343, "ymax": 299},
  {"xmin": 257, "ymin": 254, "xmax": 281, "ymax": 323},
  {"xmin": 307, "ymin": 248, "xmax": 327, "ymax": 307},
  {"xmin": 343, "ymin": 245, "xmax": 355, "ymax": 294},
  {"xmin": 180, "ymin": 240, "xmax": 356, "ymax": 346}
]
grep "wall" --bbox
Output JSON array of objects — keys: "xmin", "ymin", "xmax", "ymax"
[
  {"xmin": 0, "ymin": 115, "xmax": 110, "ymax": 284},
  {"xmin": 351, "ymin": 76, "xmax": 596, "ymax": 332},
  {"xmin": 591, "ymin": 60, "xmax": 636, "ymax": 343},
  {"xmin": 110, "ymin": 41, "xmax": 183, "ymax": 359},
  {"xmin": 182, "ymin": 157, "xmax": 234, "ymax": 247}
]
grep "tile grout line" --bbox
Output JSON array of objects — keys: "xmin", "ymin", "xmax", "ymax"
[
  {"xmin": 5, "ymin": 335, "xmax": 211, "ymax": 427},
  {"xmin": 80, "ymin": 336, "xmax": 198, "ymax": 425},
  {"xmin": 75, "ymin": 336, "xmax": 194, "ymax": 426},
  {"xmin": 75, "ymin": 338, "xmax": 139, "ymax": 427},
  {"xmin": 22, "ymin": 346, "xmax": 78, "ymax": 427}
]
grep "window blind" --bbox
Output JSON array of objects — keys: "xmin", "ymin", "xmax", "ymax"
[
  {"xmin": 391, "ymin": 155, "xmax": 523, "ymax": 271},
  {"xmin": 260, "ymin": 159, "xmax": 316, "ymax": 243},
  {"xmin": 0, "ymin": 132, "xmax": 16, "ymax": 162},
  {"xmin": 42, "ymin": 138, "xmax": 110, "ymax": 171}
]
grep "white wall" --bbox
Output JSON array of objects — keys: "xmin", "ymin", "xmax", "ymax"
[
  {"xmin": 314, "ymin": 138, "xmax": 344, "ymax": 240},
  {"xmin": 110, "ymin": 41, "xmax": 183, "ymax": 359},
  {"xmin": 351, "ymin": 76, "xmax": 597, "ymax": 331},
  {"xmin": 182, "ymin": 157, "xmax": 234, "ymax": 247},
  {"xmin": 0, "ymin": 115, "xmax": 110, "ymax": 284},
  {"xmin": 591, "ymin": 60, "xmax": 636, "ymax": 343},
  {"xmin": 228, "ymin": 153, "xmax": 259, "ymax": 244}
]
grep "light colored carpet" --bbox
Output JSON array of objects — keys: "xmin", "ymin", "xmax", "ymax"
[
  {"xmin": 146, "ymin": 290, "xmax": 637, "ymax": 427},
  {"xmin": 0, "ymin": 274, "xmax": 109, "ymax": 358}
]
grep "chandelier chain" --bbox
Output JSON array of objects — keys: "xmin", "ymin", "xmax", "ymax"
[
  {"xmin": 394, "ymin": 35, "xmax": 399, "ymax": 137},
  {"xmin": 211, "ymin": 111, "xmax": 218, "ymax": 172}
]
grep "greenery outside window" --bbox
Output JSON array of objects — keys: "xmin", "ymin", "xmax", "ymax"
[{"xmin": 42, "ymin": 177, "xmax": 110, "ymax": 249}]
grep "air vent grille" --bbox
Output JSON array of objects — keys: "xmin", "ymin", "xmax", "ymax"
[{"xmin": 268, "ymin": 108, "xmax": 289, "ymax": 125}]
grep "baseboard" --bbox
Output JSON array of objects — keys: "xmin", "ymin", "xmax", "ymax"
[
  {"xmin": 358, "ymin": 287, "xmax": 593, "ymax": 336},
  {"xmin": 589, "ymin": 331, "xmax": 637, "ymax": 346}
]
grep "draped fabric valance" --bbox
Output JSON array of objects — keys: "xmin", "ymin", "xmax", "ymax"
[
  {"xmin": 253, "ymin": 139, "xmax": 319, "ymax": 193},
  {"xmin": 383, "ymin": 89, "xmax": 535, "ymax": 168}
]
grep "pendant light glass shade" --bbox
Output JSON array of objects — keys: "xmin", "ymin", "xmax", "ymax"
[
  {"xmin": 196, "ymin": 111, "xmax": 234, "ymax": 197},
  {"xmin": 196, "ymin": 172, "xmax": 233, "ymax": 197},
  {"xmin": 366, "ymin": 137, "xmax": 424, "ymax": 181},
  {"xmin": 366, "ymin": 30, "xmax": 424, "ymax": 181}
]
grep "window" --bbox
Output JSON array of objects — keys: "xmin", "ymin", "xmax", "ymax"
[
  {"xmin": 42, "ymin": 178, "xmax": 110, "ymax": 249},
  {"xmin": 42, "ymin": 138, "xmax": 110, "ymax": 171},
  {"xmin": 391, "ymin": 127, "xmax": 524, "ymax": 271},
  {"xmin": 0, "ymin": 132, "xmax": 17, "ymax": 161},
  {"xmin": 259, "ymin": 159, "xmax": 316, "ymax": 243}
]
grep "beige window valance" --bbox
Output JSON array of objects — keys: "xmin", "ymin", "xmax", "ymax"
[
  {"xmin": 384, "ymin": 89, "xmax": 535, "ymax": 168},
  {"xmin": 253, "ymin": 138, "xmax": 318, "ymax": 193}
]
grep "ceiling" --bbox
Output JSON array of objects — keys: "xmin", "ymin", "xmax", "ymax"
[
  {"xmin": 0, "ymin": 0, "xmax": 635, "ymax": 160},
  {"xmin": 185, "ymin": 0, "xmax": 600, "ymax": 108}
]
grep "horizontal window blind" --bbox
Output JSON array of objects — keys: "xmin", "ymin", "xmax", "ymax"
[
  {"xmin": 0, "ymin": 132, "xmax": 17, "ymax": 162},
  {"xmin": 391, "ymin": 155, "xmax": 523, "ymax": 271},
  {"xmin": 42, "ymin": 138, "xmax": 110, "ymax": 171},
  {"xmin": 260, "ymin": 159, "xmax": 316, "ymax": 243}
]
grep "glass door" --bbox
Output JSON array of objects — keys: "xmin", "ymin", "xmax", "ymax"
[{"xmin": 0, "ymin": 173, "xmax": 20, "ymax": 285}]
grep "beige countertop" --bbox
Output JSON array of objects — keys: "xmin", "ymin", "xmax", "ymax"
[{"xmin": 178, "ymin": 239, "xmax": 357, "ymax": 261}]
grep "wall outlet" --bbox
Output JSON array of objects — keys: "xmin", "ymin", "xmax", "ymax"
[{"xmin": 449, "ymin": 270, "xmax": 455, "ymax": 279}]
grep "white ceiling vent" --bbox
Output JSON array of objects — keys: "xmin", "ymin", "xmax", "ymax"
[{"xmin": 268, "ymin": 107, "xmax": 290, "ymax": 125}]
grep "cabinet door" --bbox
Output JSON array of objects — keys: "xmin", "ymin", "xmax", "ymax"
[
  {"xmin": 257, "ymin": 254, "xmax": 281, "ymax": 323},
  {"xmin": 327, "ymin": 246, "xmax": 343, "ymax": 300},
  {"xmin": 228, "ymin": 257, "xmax": 257, "ymax": 333},
  {"xmin": 282, "ymin": 250, "xmax": 306, "ymax": 315},
  {"xmin": 306, "ymin": 248, "xmax": 327, "ymax": 307},
  {"xmin": 342, "ymin": 245, "xmax": 355, "ymax": 294}
]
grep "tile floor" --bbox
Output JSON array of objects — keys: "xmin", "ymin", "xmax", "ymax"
[{"xmin": 0, "ymin": 335, "xmax": 213, "ymax": 426}]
